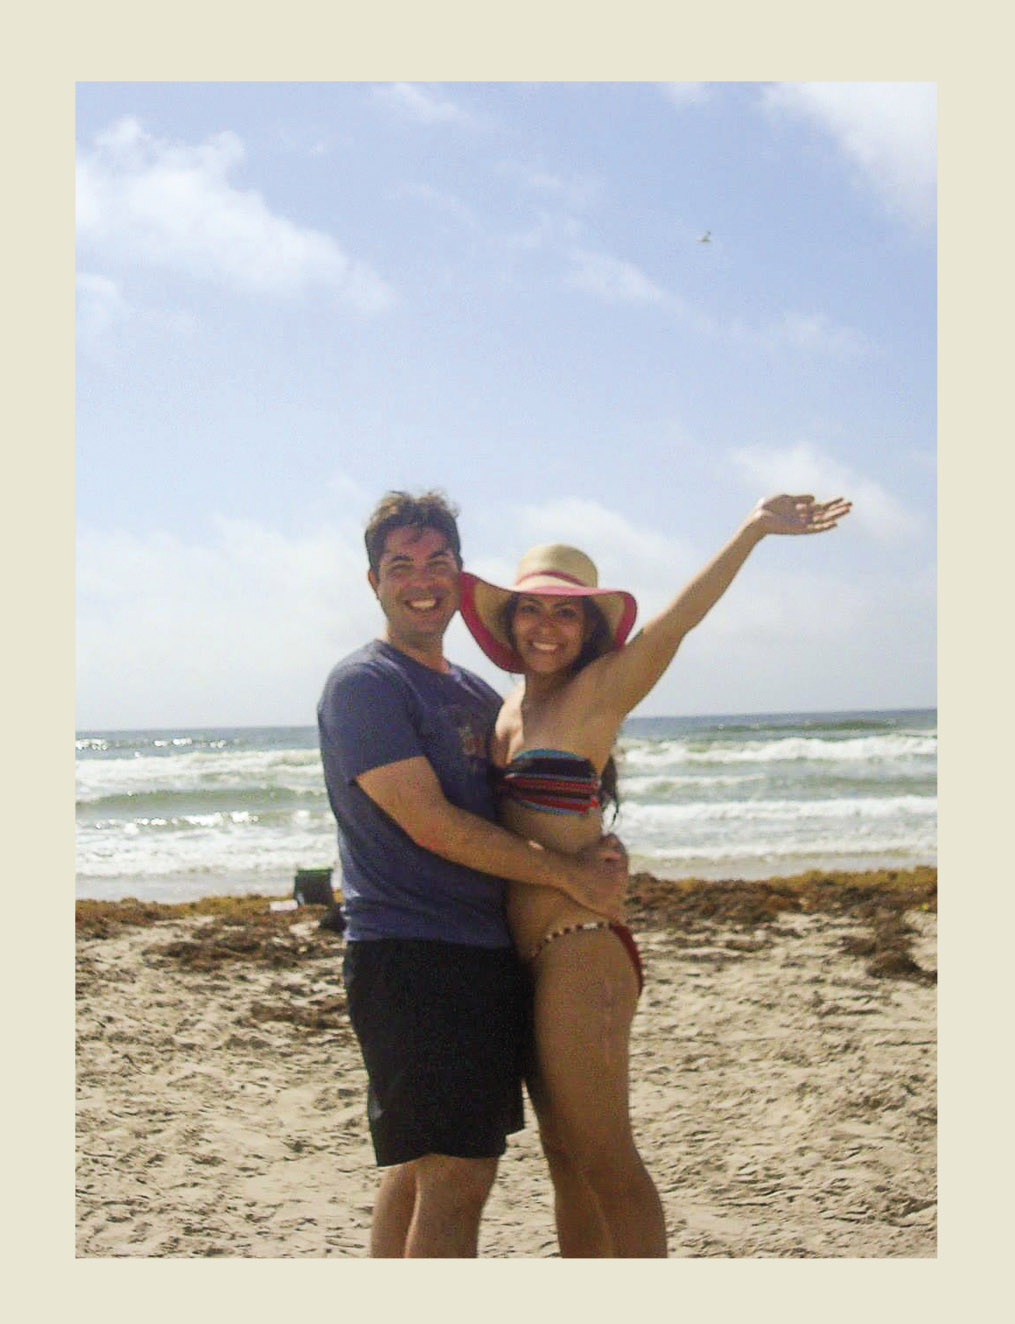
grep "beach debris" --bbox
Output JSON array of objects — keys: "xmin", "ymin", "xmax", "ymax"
[
  {"xmin": 247, "ymin": 996, "xmax": 350, "ymax": 1033},
  {"xmin": 77, "ymin": 868, "xmax": 936, "ymax": 984},
  {"xmin": 318, "ymin": 903, "xmax": 347, "ymax": 935},
  {"xmin": 76, "ymin": 894, "xmax": 300, "ymax": 937},
  {"xmin": 145, "ymin": 915, "xmax": 346, "ymax": 970},
  {"xmin": 624, "ymin": 867, "xmax": 937, "ymax": 984},
  {"xmin": 293, "ymin": 867, "xmax": 335, "ymax": 907},
  {"xmin": 841, "ymin": 911, "xmax": 936, "ymax": 984}
]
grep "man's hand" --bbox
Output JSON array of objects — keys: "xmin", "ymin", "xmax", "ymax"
[
  {"xmin": 595, "ymin": 833, "xmax": 628, "ymax": 867},
  {"xmin": 568, "ymin": 833, "xmax": 629, "ymax": 921},
  {"xmin": 358, "ymin": 754, "xmax": 629, "ymax": 912}
]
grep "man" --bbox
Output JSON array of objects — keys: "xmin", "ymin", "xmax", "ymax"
[{"xmin": 317, "ymin": 490, "xmax": 627, "ymax": 1258}]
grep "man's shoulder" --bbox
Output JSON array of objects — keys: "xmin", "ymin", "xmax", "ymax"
[
  {"xmin": 320, "ymin": 640, "xmax": 405, "ymax": 703},
  {"xmin": 328, "ymin": 639, "xmax": 389, "ymax": 679},
  {"xmin": 321, "ymin": 641, "xmax": 502, "ymax": 711}
]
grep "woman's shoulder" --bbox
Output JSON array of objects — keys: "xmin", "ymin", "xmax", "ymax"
[{"xmin": 546, "ymin": 668, "xmax": 626, "ymax": 764}]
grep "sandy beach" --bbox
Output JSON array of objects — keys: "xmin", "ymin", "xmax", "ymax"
[{"xmin": 76, "ymin": 868, "xmax": 936, "ymax": 1258}]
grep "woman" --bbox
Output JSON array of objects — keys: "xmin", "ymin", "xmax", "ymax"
[{"xmin": 460, "ymin": 492, "xmax": 851, "ymax": 1257}]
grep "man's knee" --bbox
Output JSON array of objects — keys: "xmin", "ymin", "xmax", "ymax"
[
  {"xmin": 414, "ymin": 1153, "xmax": 498, "ymax": 1211},
  {"xmin": 377, "ymin": 1160, "xmax": 418, "ymax": 1210}
]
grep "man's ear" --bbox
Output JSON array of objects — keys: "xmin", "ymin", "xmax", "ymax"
[{"xmin": 367, "ymin": 568, "xmax": 379, "ymax": 595}]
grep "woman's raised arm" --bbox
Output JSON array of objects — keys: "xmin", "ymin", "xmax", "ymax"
[{"xmin": 592, "ymin": 494, "xmax": 851, "ymax": 717}]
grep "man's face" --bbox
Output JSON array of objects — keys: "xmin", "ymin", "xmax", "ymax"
[{"xmin": 368, "ymin": 525, "xmax": 461, "ymax": 653}]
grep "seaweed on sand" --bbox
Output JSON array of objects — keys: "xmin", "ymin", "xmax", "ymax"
[
  {"xmin": 625, "ymin": 867, "xmax": 937, "ymax": 983},
  {"xmin": 76, "ymin": 867, "xmax": 936, "ymax": 983}
]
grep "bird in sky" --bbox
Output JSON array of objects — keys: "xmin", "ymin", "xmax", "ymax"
[{"xmin": 698, "ymin": 230, "xmax": 712, "ymax": 243}]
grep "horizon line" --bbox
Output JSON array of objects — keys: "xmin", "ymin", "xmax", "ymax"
[{"xmin": 76, "ymin": 703, "xmax": 938, "ymax": 735}]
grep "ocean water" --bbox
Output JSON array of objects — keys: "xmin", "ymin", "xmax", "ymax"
[{"xmin": 76, "ymin": 710, "xmax": 936, "ymax": 903}]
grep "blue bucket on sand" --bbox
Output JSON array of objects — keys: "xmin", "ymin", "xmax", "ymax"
[{"xmin": 293, "ymin": 867, "xmax": 334, "ymax": 907}]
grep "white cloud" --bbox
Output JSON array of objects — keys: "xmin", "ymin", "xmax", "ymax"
[
  {"xmin": 394, "ymin": 182, "xmax": 479, "ymax": 228},
  {"xmin": 455, "ymin": 494, "xmax": 930, "ymax": 714},
  {"xmin": 559, "ymin": 247, "xmax": 859, "ymax": 352},
  {"xmin": 626, "ymin": 559, "xmax": 935, "ymax": 716},
  {"xmin": 76, "ymin": 272, "xmax": 127, "ymax": 348},
  {"xmin": 463, "ymin": 496, "xmax": 693, "ymax": 620},
  {"xmin": 323, "ymin": 470, "xmax": 373, "ymax": 511},
  {"xmin": 373, "ymin": 82, "xmax": 476, "ymax": 127},
  {"xmin": 467, "ymin": 495, "xmax": 702, "ymax": 628},
  {"xmin": 730, "ymin": 310, "xmax": 870, "ymax": 357},
  {"xmin": 565, "ymin": 248, "xmax": 665, "ymax": 304},
  {"xmin": 76, "ymin": 516, "xmax": 381, "ymax": 728},
  {"xmin": 458, "ymin": 497, "xmax": 697, "ymax": 683},
  {"xmin": 76, "ymin": 495, "xmax": 934, "ymax": 727},
  {"xmin": 274, "ymin": 125, "xmax": 340, "ymax": 158},
  {"xmin": 76, "ymin": 117, "xmax": 394, "ymax": 311},
  {"xmin": 502, "ymin": 163, "xmax": 602, "ymax": 212},
  {"xmin": 729, "ymin": 440, "xmax": 923, "ymax": 543},
  {"xmin": 501, "ymin": 207, "xmax": 583, "ymax": 254},
  {"xmin": 762, "ymin": 82, "xmax": 937, "ymax": 229},
  {"xmin": 503, "ymin": 497, "xmax": 865, "ymax": 641},
  {"xmin": 512, "ymin": 498, "xmax": 692, "ymax": 584},
  {"xmin": 660, "ymin": 82, "xmax": 712, "ymax": 108}
]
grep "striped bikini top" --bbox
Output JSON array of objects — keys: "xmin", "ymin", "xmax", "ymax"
[{"xmin": 493, "ymin": 747, "xmax": 603, "ymax": 816}]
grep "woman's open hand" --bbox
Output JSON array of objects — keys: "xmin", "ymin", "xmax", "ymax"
[{"xmin": 751, "ymin": 493, "xmax": 852, "ymax": 536}]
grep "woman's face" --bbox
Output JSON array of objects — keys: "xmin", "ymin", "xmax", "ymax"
[{"xmin": 510, "ymin": 594, "xmax": 588, "ymax": 675}]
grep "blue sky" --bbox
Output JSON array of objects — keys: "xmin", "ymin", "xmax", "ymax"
[{"xmin": 76, "ymin": 81, "xmax": 936, "ymax": 728}]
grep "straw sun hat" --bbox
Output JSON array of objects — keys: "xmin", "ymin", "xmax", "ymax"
[{"xmin": 459, "ymin": 544, "xmax": 638, "ymax": 673}]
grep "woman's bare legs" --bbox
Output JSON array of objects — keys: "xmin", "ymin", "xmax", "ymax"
[
  {"xmin": 531, "ymin": 928, "xmax": 667, "ymax": 1257},
  {"xmin": 528, "ymin": 1074, "xmax": 613, "ymax": 1256}
]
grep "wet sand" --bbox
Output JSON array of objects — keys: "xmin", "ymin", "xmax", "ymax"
[{"xmin": 76, "ymin": 868, "xmax": 936, "ymax": 1258}]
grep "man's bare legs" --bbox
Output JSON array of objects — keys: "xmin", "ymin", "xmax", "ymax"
[
  {"xmin": 404, "ymin": 1154, "xmax": 499, "ymax": 1257},
  {"xmin": 370, "ymin": 1162, "xmax": 418, "ymax": 1257},
  {"xmin": 531, "ymin": 928, "xmax": 667, "ymax": 1257},
  {"xmin": 370, "ymin": 1154, "xmax": 498, "ymax": 1257}
]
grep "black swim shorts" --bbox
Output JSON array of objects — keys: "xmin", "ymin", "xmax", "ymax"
[{"xmin": 342, "ymin": 938, "xmax": 528, "ymax": 1167}]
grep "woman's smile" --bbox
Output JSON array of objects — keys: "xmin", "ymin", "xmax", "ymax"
[{"xmin": 513, "ymin": 595, "xmax": 586, "ymax": 671}]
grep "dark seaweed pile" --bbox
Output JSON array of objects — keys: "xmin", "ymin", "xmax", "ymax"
[
  {"xmin": 77, "ymin": 867, "xmax": 936, "ymax": 986},
  {"xmin": 625, "ymin": 867, "xmax": 936, "ymax": 984}
]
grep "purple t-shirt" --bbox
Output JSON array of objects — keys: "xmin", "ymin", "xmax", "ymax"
[{"xmin": 317, "ymin": 639, "xmax": 511, "ymax": 946}]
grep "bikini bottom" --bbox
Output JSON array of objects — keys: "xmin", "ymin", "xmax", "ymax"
[{"xmin": 527, "ymin": 920, "xmax": 644, "ymax": 996}]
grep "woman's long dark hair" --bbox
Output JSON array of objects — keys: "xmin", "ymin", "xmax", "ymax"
[{"xmin": 501, "ymin": 593, "xmax": 620, "ymax": 814}]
